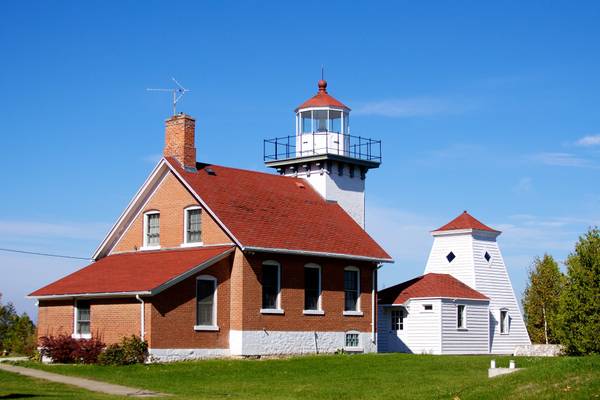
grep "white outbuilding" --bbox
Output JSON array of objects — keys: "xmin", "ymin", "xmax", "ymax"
[{"xmin": 378, "ymin": 211, "xmax": 531, "ymax": 355}]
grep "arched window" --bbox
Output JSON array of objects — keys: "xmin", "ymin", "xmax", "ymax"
[
  {"xmin": 344, "ymin": 266, "xmax": 360, "ymax": 312},
  {"xmin": 261, "ymin": 260, "xmax": 282, "ymax": 312},
  {"xmin": 143, "ymin": 211, "xmax": 160, "ymax": 249},
  {"xmin": 195, "ymin": 275, "xmax": 218, "ymax": 330},
  {"xmin": 304, "ymin": 263, "xmax": 322, "ymax": 312},
  {"xmin": 183, "ymin": 206, "xmax": 202, "ymax": 245}
]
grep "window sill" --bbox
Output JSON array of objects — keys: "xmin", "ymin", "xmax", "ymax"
[
  {"xmin": 260, "ymin": 308, "xmax": 284, "ymax": 315},
  {"xmin": 500, "ymin": 332, "xmax": 510, "ymax": 335},
  {"xmin": 194, "ymin": 325, "xmax": 219, "ymax": 332},
  {"xmin": 303, "ymin": 310, "xmax": 325, "ymax": 315},
  {"xmin": 181, "ymin": 242, "xmax": 204, "ymax": 248},
  {"xmin": 71, "ymin": 333, "xmax": 91, "ymax": 340},
  {"xmin": 343, "ymin": 347, "xmax": 364, "ymax": 353},
  {"xmin": 140, "ymin": 245, "xmax": 160, "ymax": 251},
  {"xmin": 343, "ymin": 311, "xmax": 364, "ymax": 316}
]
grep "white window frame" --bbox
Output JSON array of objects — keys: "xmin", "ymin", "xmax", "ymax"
[
  {"xmin": 343, "ymin": 266, "xmax": 363, "ymax": 316},
  {"xmin": 260, "ymin": 260, "xmax": 283, "ymax": 314},
  {"xmin": 194, "ymin": 275, "xmax": 219, "ymax": 331},
  {"xmin": 344, "ymin": 330, "xmax": 363, "ymax": 352},
  {"xmin": 303, "ymin": 263, "xmax": 324, "ymax": 315},
  {"xmin": 390, "ymin": 308, "xmax": 404, "ymax": 331},
  {"xmin": 500, "ymin": 308, "xmax": 510, "ymax": 334},
  {"xmin": 182, "ymin": 206, "xmax": 203, "ymax": 247},
  {"xmin": 72, "ymin": 300, "xmax": 92, "ymax": 339},
  {"xmin": 142, "ymin": 210, "xmax": 160, "ymax": 250},
  {"xmin": 457, "ymin": 304, "xmax": 467, "ymax": 330}
]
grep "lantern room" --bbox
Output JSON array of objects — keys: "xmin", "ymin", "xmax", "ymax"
[{"xmin": 295, "ymin": 80, "xmax": 350, "ymax": 135}]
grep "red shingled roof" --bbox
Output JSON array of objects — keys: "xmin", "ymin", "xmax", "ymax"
[
  {"xmin": 295, "ymin": 80, "xmax": 350, "ymax": 111},
  {"xmin": 29, "ymin": 245, "xmax": 234, "ymax": 297},
  {"xmin": 167, "ymin": 158, "xmax": 391, "ymax": 262},
  {"xmin": 434, "ymin": 211, "xmax": 498, "ymax": 233},
  {"xmin": 378, "ymin": 273, "xmax": 488, "ymax": 305}
]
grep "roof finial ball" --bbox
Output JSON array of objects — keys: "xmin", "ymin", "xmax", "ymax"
[{"xmin": 318, "ymin": 79, "xmax": 328, "ymax": 93}]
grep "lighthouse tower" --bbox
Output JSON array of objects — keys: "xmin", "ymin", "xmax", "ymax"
[{"xmin": 264, "ymin": 80, "xmax": 382, "ymax": 228}]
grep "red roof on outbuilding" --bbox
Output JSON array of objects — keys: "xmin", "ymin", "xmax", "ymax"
[
  {"xmin": 167, "ymin": 158, "xmax": 391, "ymax": 262},
  {"xmin": 434, "ymin": 211, "xmax": 499, "ymax": 233},
  {"xmin": 295, "ymin": 80, "xmax": 350, "ymax": 111},
  {"xmin": 29, "ymin": 245, "xmax": 234, "ymax": 297},
  {"xmin": 378, "ymin": 273, "xmax": 488, "ymax": 305}
]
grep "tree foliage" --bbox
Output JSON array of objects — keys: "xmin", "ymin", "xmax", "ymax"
[
  {"xmin": 0, "ymin": 294, "xmax": 36, "ymax": 355},
  {"xmin": 522, "ymin": 254, "xmax": 564, "ymax": 344},
  {"xmin": 557, "ymin": 227, "xmax": 600, "ymax": 355}
]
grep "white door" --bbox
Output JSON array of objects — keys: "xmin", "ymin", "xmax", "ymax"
[{"xmin": 387, "ymin": 308, "xmax": 410, "ymax": 353}]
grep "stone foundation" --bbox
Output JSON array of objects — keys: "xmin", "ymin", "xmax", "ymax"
[{"xmin": 513, "ymin": 344, "xmax": 562, "ymax": 357}]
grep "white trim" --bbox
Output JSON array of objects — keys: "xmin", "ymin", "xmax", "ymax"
[
  {"xmin": 303, "ymin": 263, "xmax": 322, "ymax": 312},
  {"xmin": 135, "ymin": 295, "xmax": 145, "ymax": 340},
  {"xmin": 93, "ymin": 160, "xmax": 169, "ymax": 259},
  {"xmin": 194, "ymin": 325, "xmax": 219, "ymax": 331},
  {"xmin": 261, "ymin": 260, "xmax": 281, "ymax": 311},
  {"xmin": 142, "ymin": 210, "xmax": 160, "ymax": 249},
  {"xmin": 244, "ymin": 246, "xmax": 393, "ymax": 264},
  {"xmin": 183, "ymin": 206, "xmax": 203, "ymax": 246},
  {"xmin": 431, "ymin": 228, "xmax": 501, "ymax": 238},
  {"xmin": 343, "ymin": 311, "xmax": 364, "ymax": 316},
  {"xmin": 344, "ymin": 266, "xmax": 361, "ymax": 313},
  {"xmin": 196, "ymin": 275, "xmax": 217, "ymax": 327},
  {"xmin": 260, "ymin": 308, "xmax": 285, "ymax": 315},
  {"xmin": 303, "ymin": 310, "xmax": 324, "ymax": 315}
]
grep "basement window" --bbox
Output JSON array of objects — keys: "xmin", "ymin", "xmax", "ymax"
[
  {"xmin": 345, "ymin": 332, "xmax": 359, "ymax": 348},
  {"xmin": 446, "ymin": 251, "xmax": 456, "ymax": 263}
]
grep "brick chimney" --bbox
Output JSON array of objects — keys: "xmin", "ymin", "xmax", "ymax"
[{"xmin": 164, "ymin": 113, "xmax": 196, "ymax": 171}]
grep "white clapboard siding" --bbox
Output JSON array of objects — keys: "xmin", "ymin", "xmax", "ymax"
[
  {"xmin": 471, "ymin": 233, "xmax": 531, "ymax": 353},
  {"xmin": 378, "ymin": 300, "xmax": 442, "ymax": 354},
  {"xmin": 424, "ymin": 233, "xmax": 475, "ymax": 288},
  {"xmin": 440, "ymin": 299, "xmax": 489, "ymax": 354}
]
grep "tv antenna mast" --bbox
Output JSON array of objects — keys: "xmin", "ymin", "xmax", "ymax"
[{"xmin": 147, "ymin": 77, "xmax": 190, "ymax": 115}]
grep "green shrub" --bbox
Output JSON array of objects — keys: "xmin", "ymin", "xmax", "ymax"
[{"xmin": 98, "ymin": 335, "xmax": 147, "ymax": 365}]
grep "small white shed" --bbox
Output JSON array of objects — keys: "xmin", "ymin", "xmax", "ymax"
[{"xmin": 378, "ymin": 273, "xmax": 490, "ymax": 354}]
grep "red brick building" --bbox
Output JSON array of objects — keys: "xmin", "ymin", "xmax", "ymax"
[{"xmin": 30, "ymin": 81, "xmax": 392, "ymax": 361}]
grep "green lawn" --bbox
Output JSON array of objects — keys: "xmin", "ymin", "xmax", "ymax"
[
  {"xmin": 12, "ymin": 354, "xmax": 600, "ymax": 399},
  {"xmin": 0, "ymin": 369, "xmax": 127, "ymax": 399}
]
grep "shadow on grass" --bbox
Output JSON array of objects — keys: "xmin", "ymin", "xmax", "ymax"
[{"xmin": 0, "ymin": 395, "xmax": 42, "ymax": 399}]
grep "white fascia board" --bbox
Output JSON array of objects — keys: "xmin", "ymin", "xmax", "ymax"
[
  {"xmin": 163, "ymin": 158, "xmax": 244, "ymax": 250},
  {"xmin": 431, "ymin": 229, "xmax": 501, "ymax": 238},
  {"xmin": 92, "ymin": 159, "xmax": 170, "ymax": 260},
  {"xmin": 242, "ymin": 246, "xmax": 393, "ymax": 264},
  {"xmin": 296, "ymin": 106, "xmax": 348, "ymax": 113},
  {"xmin": 403, "ymin": 296, "xmax": 490, "ymax": 304},
  {"xmin": 149, "ymin": 247, "xmax": 235, "ymax": 296},
  {"xmin": 27, "ymin": 291, "xmax": 152, "ymax": 300}
]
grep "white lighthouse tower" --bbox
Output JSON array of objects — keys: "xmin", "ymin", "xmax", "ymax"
[{"xmin": 264, "ymin": 79, "xmax": 382, "ymax": 228}]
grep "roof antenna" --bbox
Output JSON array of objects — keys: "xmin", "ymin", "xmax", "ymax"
[
  {"xmin": 147, "ymin": 77, "xmax": 191, "ymax": 115},
  {"xmin": 321, "ymin": 65, "xmax": 324, "ymax": 81}
]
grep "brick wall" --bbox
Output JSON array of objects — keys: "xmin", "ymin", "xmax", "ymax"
[
  {"xmin": 37, "ymin": 300, "xmax": 73, "ymax": 339},
  {"xmin": 113, "ymin": 171, "xmax": 231, "ymax": 253},
  {"xmin": 90, "ymin": 298, "xmax": 141, "ymax": 344},
  {"xmin": 149, "ymin": 257, "xmax": 232, "ymax": 349}
]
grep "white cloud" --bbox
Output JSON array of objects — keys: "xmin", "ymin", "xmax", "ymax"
[
  {"xmin": 353, "ymin": 97, "xmax": 475, "ymax": 118},
  {"xmin": 142, "ymin": 154, "xmax": 163, "ymax": 164},
  {"xmin": 513, "ymin": 177, "xmax": 533, "ymax": 194},
  {"xmin": 530, "ymin": 152, "xmax": 594, "ymax": 168},
  {"xmin": 576, "ymin": 134, "xmax": 600, "ymax": 147}
]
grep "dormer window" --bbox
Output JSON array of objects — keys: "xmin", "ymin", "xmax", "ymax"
[
  {"xmin": 184, "ymin": 206, "xmax": 202, "ymax": 245},
  {"xmin": 143, "ymin": 211, "xmax": 160, "ymax": 249}
]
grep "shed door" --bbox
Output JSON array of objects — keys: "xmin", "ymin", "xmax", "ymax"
[{"xmin": 386, "ymin": 308, "xmax": 409, "ymax": 352}]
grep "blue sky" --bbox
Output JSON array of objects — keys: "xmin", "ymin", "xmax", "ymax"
[{"xmin": 1, "ymin": 1, "xmax": 599, "ymax": 319}]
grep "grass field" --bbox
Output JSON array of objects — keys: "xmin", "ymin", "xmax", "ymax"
[{"xmin": 8, "ymin": 354, "xmax": 600, "ymax": 399}]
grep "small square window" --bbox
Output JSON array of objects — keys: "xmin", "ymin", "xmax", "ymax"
[
  {"xmin": 345, "ymin": 333, "xmax": 359, "ymax": 348},
  {"xmin": 484, "ymin": 251, "xmax": 491, "ymax": 262},
  {"xmin": 446, "ymin": 251, "xmax": 456, "ymax": 263},
  {"xmin": 423, "ymin": 304, "xmax": 433, "ymax": 311}
]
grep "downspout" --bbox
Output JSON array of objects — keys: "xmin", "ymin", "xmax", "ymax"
[
  {"xmin": 135, "ymin": 295, "xmax": 145, "ymax": 341},
  {"xmin": 372, "ymin": 264, "xmax": 381, "ymax": 345}
]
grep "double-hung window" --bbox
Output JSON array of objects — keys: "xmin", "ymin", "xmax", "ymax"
[
  {"xmin": 75, "ymin": 300, "xmax": 91, "ymax": 338},
  {"xmin": 261, "ymin": 261, "xmax": 281, "ymax": 312},
  {"xmin": 304, "ymin": 264, "xmax": 321, "ymax": 312},
  {"xmin": 144, "ymin": 211, "xmax": 160, "ymax": 248},
  {"xmin": 184, "ymin": 207, "xmax": 202, "ymax": 245},
  {"xmin": 344, "ymin": 267, "xmax": 360, "ymax": 312},
  {"xmin": 391, "ymin": 309, "xmax": 404, "ymax": 331},
  {"xmin": 195, "ymin": 276, "xmax": 217, "ymax": 330},
  {"xmin": 457, "ymin": 304, "xmax": 466, "ymax": 329},
  {"xmin": 500, "ymin": 309, "xmax": 509, "ymax": 334}
]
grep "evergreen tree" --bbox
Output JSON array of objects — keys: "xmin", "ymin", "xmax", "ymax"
[
  {"xmin": 522, "ymin": 254, "xmax": 563, "ymax": 344},
  {"xmin": 557, "ymin": 228, "xmax": 600, "ymax": 355}
]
